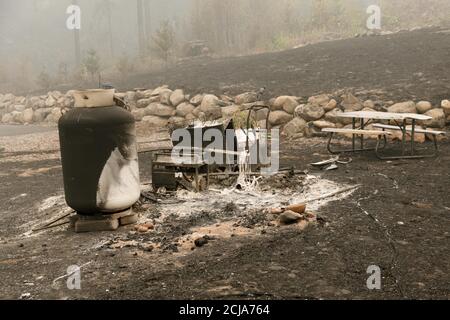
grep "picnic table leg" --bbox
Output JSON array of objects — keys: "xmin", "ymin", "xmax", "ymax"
[
  {"xmin": 360, "ymin": 118, "xmax": 365, "ymax": 150},
  {"xmin": 352, "ymin": 118, "xmax": 356, "ymax": 151},
  {"xmin": 194, "ymin": 167, "xmax": 200, "ymax": 192},
  {"xmin": 411, "ymin": 119, "xmax": 416, "ymax": 156},
  {"xmin": 401, "ymin": 119, "xmax": 407, "ymax": 156}
]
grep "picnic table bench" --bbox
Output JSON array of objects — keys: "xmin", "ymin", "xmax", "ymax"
[{"xmin": 322, "ymin": 111, "xmax": 446, "ymax": 159}]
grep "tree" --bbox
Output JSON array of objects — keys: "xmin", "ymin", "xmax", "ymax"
[
  {"xmin": 83, "ymin": 49, "xmax": 100, "ymax": 81},
  {"xmin": 137, "ymin": 0, "xmax": 146, "ymax": 59},
  {"xmin": 116, "ymin": 55, "xmax": 134, "ymax": 78},
  {"xmin": 37, "ymin": 69, "xmax": 52, "ymax": 90},
  {"xmin": 151, "ymin": 20, "xmax": 175, "ymax": 66}
]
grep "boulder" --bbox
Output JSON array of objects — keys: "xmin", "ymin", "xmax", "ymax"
[
  {"xmin": 272, "ymin": 96, "xmax": 298, "ymax": 112},
  {"xmin": 295, "ymin": 104, "xmax": 325, "ymax": 121},
  {"xmin": 176, "ymin": 102, "xmax": 195, "ymax": 117},
  {"xmin": 391, "ymin": 125, "xmax": 426, "ymax": 144},
  {"xmin": 324, "ymin": 99, "xmax": 337, "ymax": 112},
  {"xmin": 363, "ymin": 100, "xmax": 375, "ymax": 110},
  {"xmin": 134, "ymin": 91, "xmax": 146, "ymax": 100},
  {"xmin": 269, "ymin": 111, "xmax": 293, "ymax": 126},
  {"xmin": 312, "ymin": 120, "xmax": 336, "ymax": 129},
  {"xmin": 202, "ymin": 106, "xmax": 222, "ymax": 120},
  {"xmin": 185, "ymin": 113, "xmax": 196, "ymax": 121},
  {"xmin": 14, "ymin": 105, "xmax": 26, "ymax": 112},
  {"xmin": 136, "ymin": 99, "xmax": 151, "ymax": 109},
  {"xmin": 308, "ymin": 94, "xmax": 330, "ymax": 107},
  {"xmin": 168, "ymin": 116, "xmax": 186, "ymax": 129},
  {"xmin": 416, "ymin": 101, "xmax": 433, "ymax": 114},
  {"xmin": 45, "ymin": 95, "xmax": 56, "ymax": 107},
  {"xmin": 282, "ymin": 118, "xmax": 307, "ymax": 137},
  {"xmin": 1, "ymin": 113, "xmax": 13, "ymax": 123},
  {"xmin": 235, "ymin": 92, "xmax": 258, "ymax": 105},
  {"xmin": 221, "ymin": 105, "xmax": 241, "ymax": 118},
  {"xmin": 279, "ymin": 210, "xmax": 303, "ymax": 225},
  {"xmin": 22, "ymin": 108, "xmax": 34, "ymax": 123},
  {"xmin": 145, "ymin": 103, "xmax": 176, "ymax": 117},
  {"xmin": 190, "ymin": 94, "xmax": 204, "ymax": 106},
  {"xmin": 46, "ymin": 108, "xmax": 62, "ymax": 123},
  {"xmin": 150, "ymin": 86, "xmax": 170, "ymax": 96},
  {"xmin": 387, "ymin": 101, "xmax": 416, "ymax": 114},
  {"xmin": 2, "ymin": 93, "xmax": 15, "ymax": 103},
  {"xmin": 33, "ymin": 108, "xmax": 48, "ymax": 122},
  {"xmin": 142, "ymin": 116, "xmax": 168, "ymax": 127},
  {"xmin": 169, "ymin": 89, "xmax": 185, "ymax": 107},
  {"xmin": 132, "ymin": 109, "xmax": 146, "ymax": 121},
  {"xmin": 422, "ymin": 108, "xmax": 446, "ymax": 128},
  {"xmin": 142, "ymin": 89, "xmax": 154, "ymax": 98},
  {"xmin": 341, "ymin": 93, "xmax": 363, "ymax": 111},
  {"xmin": 192, "ymin": 106, "xmax": 202, "ymax": 117},
  {"xmin": 125, "ymin": 91, "xmax": 137, "ymax": 102},
  {"xmin": 441, "ymin": 100, "xmax": 450, "ymax": 116},
  {"xmin": 160, "ymin": 90, "xmax": 173, "ymax": 105},
  {"xmin": 200, "ymin": 94, "xmax": 219, "ymax": 111}
]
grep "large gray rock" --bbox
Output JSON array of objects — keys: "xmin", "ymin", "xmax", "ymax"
[
  {"xmin": 190, "ymin": 94, "xmax": 204, "ymax": 106},
  {"xmin": 145, "ymin": 103, "xmax": 176, "ymax": 117},
  {"xmin": 269, "ymin": 111, "xmax": 293, "ymax": 126},
  {"xmin": 387, "ymin": 101, "xmax": 416, "ymax": 114},
  {"xmin": 272, "ymin": 96, "xmax": 298, "ymax": 113},
  {"xmin": 282, "ymin": 117, "xmax": 307, "ymax": 137},
  {"xmin": 176, "ymin": 102, "xmax": 195, "ymax": 117},
  {"xmin": 422, "ymin": 108, "xmax": 446, "ymax": 128},
  {"xmin": 235, "ymin": 92, "xmax": 258, "ymax": 105},
  {"xmin": 200, "ymin": 94, "xmax": 219, "ymax": 111},
  {"xmin": 142, "ymin": 116, "xmax": 168, "ymax": 127},
  {"xmin": 341, "ymin": 93, "xmax": 363, "ymax": 111},
  {"xmin": 416, "ymin": 101, "xmax": 433, "ymax": 114},
  {"xmin": 296, "ymin": 104, "xmax": 325, "ymax": 121},
  {"xmin": 169, "ymin": 89, "xmax": 185, "ymax": 107}
]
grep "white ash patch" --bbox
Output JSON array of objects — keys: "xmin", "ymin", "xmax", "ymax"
[
  {"xmin": 38, "ymin": 195, "xmax": 66, "ymax": 212},
  {"xmin": 158, "ymin": 174, "xmax": 356, "ymax": 217}
]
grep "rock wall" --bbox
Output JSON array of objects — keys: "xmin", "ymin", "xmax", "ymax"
[{"xmin": 1, "ymin": 87, "xmax": 449, "ymax": 143}]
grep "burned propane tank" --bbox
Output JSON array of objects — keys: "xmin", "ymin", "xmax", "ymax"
[{"xmin": 58, "ymin": 89, "xmax": 140, "ymax": 215}]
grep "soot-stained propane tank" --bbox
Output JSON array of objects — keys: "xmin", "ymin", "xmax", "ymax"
[{"xmin": 58, "ymin": 89, "xmax": 140, "ymax": 215}]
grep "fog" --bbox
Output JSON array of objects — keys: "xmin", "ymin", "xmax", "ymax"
[{"xmin": 0, "ymin": 0, "xmax": 449, "ymax": 93}]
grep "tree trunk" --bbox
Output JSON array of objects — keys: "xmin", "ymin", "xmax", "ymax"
[{"xmin": 137, "ymin": 0, "xmax": 145, "ymax": 59}]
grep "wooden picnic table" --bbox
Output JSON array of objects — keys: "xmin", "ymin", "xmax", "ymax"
[{"xmin": 335, "ymin": 111, "xmax": 433, "ymax": 159}]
